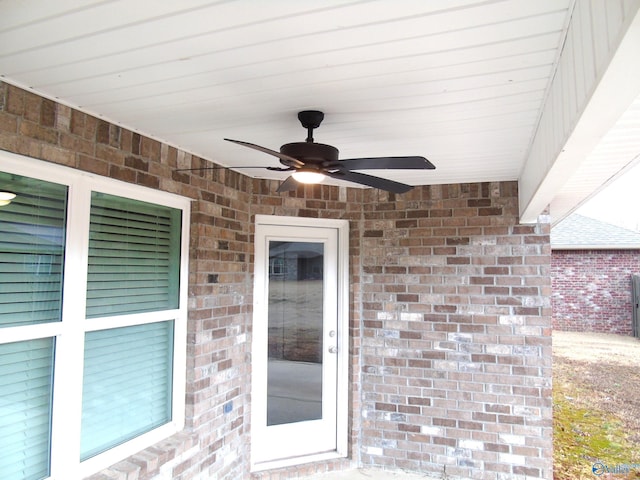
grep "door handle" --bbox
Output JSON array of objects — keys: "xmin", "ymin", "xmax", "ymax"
[{"xmin": 328, "ymin": 346, "xmax": 338, "ymax": 354}]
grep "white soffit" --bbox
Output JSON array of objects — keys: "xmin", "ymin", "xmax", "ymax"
[
  {"xmin": 519, "ymin": 1, "xmax": 640, "ymax": 223},
  {"xmin": 550, "ymin": 93, "xmax": 640, "ymax": 225},
  {"xmin": 0, "ymin": 0, "xmax": 572, "ymax": 188}
]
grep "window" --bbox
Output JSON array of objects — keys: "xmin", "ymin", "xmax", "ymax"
[
  {"xmin": 270, "ymin": 257, "xmax": 285, "ymax": 276},
  {"xmin": 0, "ymin": 152, "xmax": 189, "ymax": 480}
]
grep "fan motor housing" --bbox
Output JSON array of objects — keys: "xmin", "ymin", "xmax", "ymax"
[{"xmin": 280, "ymin": 142, "xmax": 339, "ymax": 164}]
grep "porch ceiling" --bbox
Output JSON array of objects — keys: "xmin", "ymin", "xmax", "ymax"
[{"xmin": 0, "ymin": 0, "xmax": 637, "ymax": 220}]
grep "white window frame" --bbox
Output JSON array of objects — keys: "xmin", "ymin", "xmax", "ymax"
[{"xmin": 0, "ymin": 150, "xmax": 190, "ymax": 479}]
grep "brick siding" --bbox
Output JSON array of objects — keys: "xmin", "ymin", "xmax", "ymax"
[
  {"xmin": 552, "ymin": 249, "xmax": 640, "ymax": 335},
  {"xmin": 0, "ymin": 82, "xmax": 552, "ymax": 480},
  {"xmin": 357, "ymin": 185, "xmax": 552, "ymax": 479}
]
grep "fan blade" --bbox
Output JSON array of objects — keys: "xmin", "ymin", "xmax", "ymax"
[
  {"xmin": 337, "ymin": 156, "xmax": 435, "ymax": 171},
  {"xmin": 225, "ymin": 138, "xmax": 304, "ymax": 168},
  {"xmin": 326, "ymin": 170, "xmax": 413, "ymax": 193},
  {"xmin": 276, "ymin": 175, "xmax": 299, "ymax": 193},
  {"xmin": 174, "ymin": 165, "xmax": 282, "ymax": 172}
]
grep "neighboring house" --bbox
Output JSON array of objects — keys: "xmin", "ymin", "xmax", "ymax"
[
  {"xmin": 551, "ymin": 214, "xmax": 640, "ymax": 335},
  {"xmin": 268, "ymin": 241, "xmax": 324, "ymax": 281}
]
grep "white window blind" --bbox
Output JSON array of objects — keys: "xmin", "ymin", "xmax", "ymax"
[
  {"xmin": 86, "ymin": 193, "xmax": 181, "ymax": 318},
  {"xmin": 80, "ymin": 321, "xmax": 174, "ymax": 460},
  {"xmin": 0, "ymin": 174, "xmax": 67, "ymax": 327},
  {"xmin": 0, "ymin": 338, "xmax": 55, "ymax": 480},
  {"xmin": 0, "ymin": 172, "xmax": 64, "ymax": 480}
]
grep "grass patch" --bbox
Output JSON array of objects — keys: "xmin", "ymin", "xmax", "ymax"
[{"xmin": 553, "ymin": 381, "xmax": 640, "ymax": 479}]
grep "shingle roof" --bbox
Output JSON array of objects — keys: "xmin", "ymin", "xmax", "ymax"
[{"xmin": 551, "ymin": 214, "xmax": 640, "ymax": 249}]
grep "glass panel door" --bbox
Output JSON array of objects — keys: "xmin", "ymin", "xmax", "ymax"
[
  {"xmin": 251, "ymin": 218, "xmax": 347, "ymax": 468},
  {"xmin": 267, "ymin": 241, "xmax": 324, "ymax": 426}
]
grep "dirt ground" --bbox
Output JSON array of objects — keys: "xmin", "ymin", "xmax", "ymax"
[
  {"xmin": 553, "ymin": 332, "xmax": 640, "ymax": 440},
  {"xmin": 554, "ymin": 331, "xmax": 640, "ymax": 368},
  {"xmin": 553, "ymin": 331, "xmax": 640, "ymax": 443},
  {"xmin": 553, "ymin": 331, "xmax": 640, "ymax": 478}
]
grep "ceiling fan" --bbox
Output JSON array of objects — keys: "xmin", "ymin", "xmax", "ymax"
[{"xmin": 181, "ymin": 110, "xmax": 436, "ymax": 193}]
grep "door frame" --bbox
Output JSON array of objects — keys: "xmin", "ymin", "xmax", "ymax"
[{"xmin": 251, "ymin": 215, "xmax": 349, "ymax": 471}]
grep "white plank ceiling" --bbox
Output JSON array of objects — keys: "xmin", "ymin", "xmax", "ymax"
[{"xmin": 0, "ymin": 0, "xmax": 576, "ymax": 189}]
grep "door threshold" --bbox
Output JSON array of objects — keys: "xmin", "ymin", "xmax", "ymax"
[
  {"xmin": 251, "ymin": 450, "xmax": 346, "ymax": 472},
  {"xmin": 302, "ymin": 468, "xmax": 429, "ymax": 479}
]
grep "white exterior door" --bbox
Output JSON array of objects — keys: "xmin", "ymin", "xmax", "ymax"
[{"xmin": 251, "ymin": 216, "xmax": 348, "ymax": 469}]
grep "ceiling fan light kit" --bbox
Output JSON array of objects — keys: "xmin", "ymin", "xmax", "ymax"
[
  {"xmin": 0, "ymin": 191, "xmax": 16, "ymax": 207},
  {"xmin": 182, "ymin": 110, "xmax": 436, "ymax": 193},
  {"xmin": 291, "ymin": 169, "xmax": 325, "ymax": 184}
]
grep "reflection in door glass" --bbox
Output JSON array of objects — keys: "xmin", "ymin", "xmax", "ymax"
[{"xmin": 267, "ymin": 241, "xmax": 323, "ymax": 425}]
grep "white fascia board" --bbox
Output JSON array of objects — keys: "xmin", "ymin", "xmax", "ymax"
[
  {"xmin": 552, "ymin": 244, "xmax": 640, "ymax": 250},
  {"xmin": 519, "ymin": 6, "xmax": 640, "ymax": 223}
]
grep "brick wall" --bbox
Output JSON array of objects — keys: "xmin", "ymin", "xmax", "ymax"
[
  {"xmin": 0, "ymin": 82, "xmax": 255, "ymax": 480},
  {"xmin": 552, "ymin": 249, "xmax": 640, "ymax": 335},
  {"xmin": 0, "ymin": 82, "xmax": 553, "ymax": 480},
  {"xmin": 357, "ymin": 184, "xmax": 552, "ymax": 479}
]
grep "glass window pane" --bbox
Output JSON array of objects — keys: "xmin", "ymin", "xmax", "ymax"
[
  {"xmin": 80, "ymin": 321, "xmax": 174, "ymax": 460},
  {"xmin": 267, "ymin": 241, "xmax": 323, "ymax": 426},
  {"xmin": 86, "ymin": 193, "xmax": 181, "ymax": 318},
  {"xmin": 0, "ymin": 172, "xmax": 67, "ymax": 328},
  {"xmin": 0, "ymin": 338, "xmax": 55, "ymax": 480}
]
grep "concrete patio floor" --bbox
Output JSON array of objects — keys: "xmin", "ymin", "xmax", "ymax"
[{"xmin": 306, "ymin": 469, "xmax": 430, "ymax": 479}]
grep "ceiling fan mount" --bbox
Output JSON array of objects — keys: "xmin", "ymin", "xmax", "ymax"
[
  {"xmin": 298, "ymin": 110, "xmax": 325, "ymax": 133},
  {"xmin": 279, "ymin": 111, "xmax": 338, "ymax": 166},
  {"xmin": 180, "ymin": 110, "xmax": 436, "ymax": 193}
]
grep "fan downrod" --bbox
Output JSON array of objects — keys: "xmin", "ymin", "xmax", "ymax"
[{"xmin": 298, "ymin": 110, "xmax": 324, "ymax": 142}]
